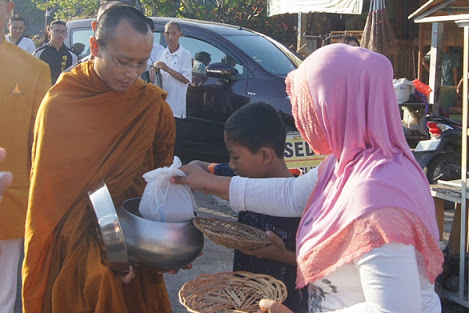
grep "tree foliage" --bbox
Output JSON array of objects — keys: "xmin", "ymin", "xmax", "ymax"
[
  {"xmin": 30, "ymin": 0, "xmax": 294, "ymax": 45},
  {"xmin": 141, "ymin": 0, "xmax": 293, "ymax": 44},
  {"xmin": 31, "ymin": 0, "xmax": 100, "ymax": 21}
]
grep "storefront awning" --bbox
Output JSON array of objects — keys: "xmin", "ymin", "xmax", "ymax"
[
  {"xmin": 409, "ymin": 0, "xmax": 469, "ymax": 24},
  {"xmin": 267, "ymin": 0, "xmax": 363, "ymax": 17}
]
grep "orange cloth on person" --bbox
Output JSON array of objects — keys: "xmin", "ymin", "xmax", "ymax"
[
  {"xmin": 0, "ymin": 40, "xmax": 51, "ymax": 240},
  {"xmin": 22, "ymin": 61, "xmax": 175, "ymax": 313}
]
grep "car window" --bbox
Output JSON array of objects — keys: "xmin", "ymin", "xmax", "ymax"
[
  {"xmin": 153, "ymin": 32, "xmax": 162, "ymax": 47},
  {"xmin": 226, "ymin": 35, "xmax": 299, "ymax": 76},
  {"xmin": 70, "ymin": 28, "xmax": 93, "ymax": 59},
  {"xmin": 179, "ymin": 36, "xmax": 247, "ymax": 79}
]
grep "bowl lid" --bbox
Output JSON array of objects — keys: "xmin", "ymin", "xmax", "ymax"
[{"xmin": 88, "ymin": 181, "xmax": 129, "ymax": 266}]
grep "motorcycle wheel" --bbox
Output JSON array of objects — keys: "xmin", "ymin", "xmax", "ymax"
[{"xmin": 424, "ymin": 153, "xmax": 461, "ymax": 184}]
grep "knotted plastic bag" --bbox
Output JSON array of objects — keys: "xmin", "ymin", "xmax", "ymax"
[
  {"xmin": 138, "ymin": 156, "xmax": 196, "ymax": 222},
  {"xmin": 393, "ymin": 78, "xmax": 415, "ymax": 103}
]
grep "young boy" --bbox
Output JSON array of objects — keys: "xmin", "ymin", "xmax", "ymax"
[{"xmin": 191, "ymin": 102, "xmax": 308, "ymax": 313}]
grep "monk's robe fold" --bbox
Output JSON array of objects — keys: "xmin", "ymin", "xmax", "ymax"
[{"xmin": 23, "ymin": 61, "xmax": 175, "ymax": 313}]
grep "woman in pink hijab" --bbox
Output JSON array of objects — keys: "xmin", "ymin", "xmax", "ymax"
[{"xmin": 173, "ymin": 44, "xmax": 444, "ymax": 312}]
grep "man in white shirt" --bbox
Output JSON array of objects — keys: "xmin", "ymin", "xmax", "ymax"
[
  {"xmin": 154, "ymin": 21, "xmax": 192, "ymax": 155},
  {"xmin": 5, "ymin": 14, "xmax": 36, "ymax": 54}
]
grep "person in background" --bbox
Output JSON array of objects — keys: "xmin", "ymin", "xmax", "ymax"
[
  {"xmin": 340, "ymin": 35, "xmax": 359, "ymax": 47},
  {"xmin": 192, "ymin": 51, "xmax": 211, "ymax": 74},
  {"xmin": 189, "ymin": 102, "xmax": 316, "ymax": 313},
  {"xmin": 221, "ymin": 54, "xmax": 238, "ymax": 74},
  {"xmin": 22, "ymin": 5, "xmax": 176, "ymax": 313},
  {"xmin": 422, "ymin": 37, "xmax": 460, "ymax": 87},
  {"xmin": 0, "ymin": 1, "xmax": 51, "ymax": 312},
  {"xmin": 154, "ymin": 21, "xmax": 192, "ymax": 156},
  {"xmin": 5, "ymin": 14, "xmax": 36, "ymax": 54},
  {"xmin": 173, "ymin": 44, "xmax": 444, "ymax": 312},
  {"xmin": 34, "ymin": 20, "xmax": 78, "ymax": 83}
]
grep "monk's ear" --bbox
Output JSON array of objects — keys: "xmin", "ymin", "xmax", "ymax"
[
  {"xmin": 90, "ymin": 37, "xmax": 99, "ymax": 57},
  {"xmin": 91, "ymin": 20, "xmax": 98, "ymax": 32}
]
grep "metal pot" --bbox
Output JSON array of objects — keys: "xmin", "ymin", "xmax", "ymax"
[{"xmin": 89, "ymin": 182, "xmax": 203, "ymax": 271}]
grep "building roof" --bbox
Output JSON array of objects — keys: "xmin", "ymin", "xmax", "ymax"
[{"xmin": 409, "ymin": 0, "xmax": 469, "ymax": 24}]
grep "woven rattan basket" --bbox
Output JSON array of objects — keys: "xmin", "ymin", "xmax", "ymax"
[
  {"xmin": 179, "ymin": 271, "xmax": 287, "ymax": 313},
  {"xmin": 193, "ymin": 217, "xmax": 272, "ymax": 250}
]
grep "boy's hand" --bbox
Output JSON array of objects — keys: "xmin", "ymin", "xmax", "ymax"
[
  {"xmin": 171, "ymin": 164, "xmax": 231, "ymax": 200},
  {"xmin": 171, "ymin": 164, "xmax": 212, "ymax": 192},
  {"xmin": 188, "ymin": 160, "xmax": 211, "ymax": 172},
  {"xmin": 258, "ymin": 299, "xmax": 293, "ymax": 313},
  {"xmin": 240, "ymin": 231, "xmax": 296, "ymax": 265}
]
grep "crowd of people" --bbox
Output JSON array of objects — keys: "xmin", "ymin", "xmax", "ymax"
[{"xmin": 1, "ymin": 0, "xmax": 446, "ymax": 313}]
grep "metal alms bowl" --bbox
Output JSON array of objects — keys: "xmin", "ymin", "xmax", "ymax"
[{"xmin": 89, "ymin": 182, "xmax": 204, "ymax": 271}]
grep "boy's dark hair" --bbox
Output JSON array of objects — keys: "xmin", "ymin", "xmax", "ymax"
[
  {"xmin": 224, "ymin": 102, "xmax": 286, "ymax": 158},
  {"xmin": 95, "ymin": 5, "xmax": 150, "ymax": 45},
  {"xmin": 9, "ymin": 14, "xmax": 25, "ymax": 24}
]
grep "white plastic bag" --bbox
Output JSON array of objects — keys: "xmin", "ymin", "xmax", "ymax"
[
  {"xmin": 138, "ymin": 156, "xmax": 196, "ymax": 222},
  {"xmin": 393, "ymin": 78, "xmax": 415, "ymax": 104}
]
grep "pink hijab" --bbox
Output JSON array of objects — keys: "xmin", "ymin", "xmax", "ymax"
[{"xmin": 287, "ymin": 44, "xmax": 442, "ymax": 286}]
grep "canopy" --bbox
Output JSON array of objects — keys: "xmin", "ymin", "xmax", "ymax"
[
  {"xmin": 267, "ymin": 0, "xmax": 363, "ymax": 17},
  {"xmin": 409, "ymin": 0, "xmax": 469, "ymax": 23}
]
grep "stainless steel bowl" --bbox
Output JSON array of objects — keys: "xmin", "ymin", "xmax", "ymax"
[{"xmin": 89, "ymin": 182, "xmax": 204, "ymax": 271}]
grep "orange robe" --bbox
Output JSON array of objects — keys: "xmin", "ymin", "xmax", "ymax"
[
  {"xmin": 22, "ymin": 61, "xmax": 175, "ymax": 313},
  {"xmin": 0, "ymin": 40, "xmax": 51, "ymax": 239}
]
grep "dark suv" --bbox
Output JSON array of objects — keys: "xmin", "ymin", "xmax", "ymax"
[{"xmin": 66, "ymin": 17, "xmax": 322, "ymax": 169}]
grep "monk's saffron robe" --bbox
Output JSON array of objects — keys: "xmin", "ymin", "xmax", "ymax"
[{"xmin": 23, "ymin": 61, "xmax": 175, "ymax": 313}]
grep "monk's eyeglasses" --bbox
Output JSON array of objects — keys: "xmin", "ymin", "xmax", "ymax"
[{"xmin": 98, "ymin": 41, "xmax": 154, "ymax": 73}]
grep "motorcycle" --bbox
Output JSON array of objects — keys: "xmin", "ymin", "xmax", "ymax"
[{"xmin": 413, "ymin": 115, "xmax": 463, "ymax": 184}]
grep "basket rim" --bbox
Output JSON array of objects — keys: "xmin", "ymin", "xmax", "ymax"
[
  {"xmin": 178, "ymin": 271, "xmax": 288, "ymax": 313},
  {"xmin": 193, "ymin": 217, "xmax": 273, "ymax": 250}
]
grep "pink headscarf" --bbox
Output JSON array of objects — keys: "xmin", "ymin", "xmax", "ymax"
[{"xmin": 287, "ymin": 44, "xmax": 442, "ymax": 286}]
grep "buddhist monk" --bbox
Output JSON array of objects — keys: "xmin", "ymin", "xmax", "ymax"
[{"xmin": 22, "ymin": 5, "xmax": 175, "ymax": 313}]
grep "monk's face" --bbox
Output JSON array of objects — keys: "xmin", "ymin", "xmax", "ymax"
[{"xmin": 91, "ymin": 19, "xmax": 152, "ymax": 92}]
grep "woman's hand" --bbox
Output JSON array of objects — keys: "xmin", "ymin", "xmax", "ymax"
[
  {"xmin": 258, "ymin": 299, "xmax": 294, "ymax": 313},
  {"xmin": 240, "ymin": 231, "xmax": 296, "ymax": 265}
]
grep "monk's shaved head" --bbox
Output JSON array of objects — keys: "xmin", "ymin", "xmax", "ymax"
[{"xmin": 95, "ymin": 5, "xmax": 150, "ymax": 45}]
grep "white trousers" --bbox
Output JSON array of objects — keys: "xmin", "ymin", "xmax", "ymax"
[{"xmin": 0, "ymin": 239, "xmax": 22, "ymax": 313}]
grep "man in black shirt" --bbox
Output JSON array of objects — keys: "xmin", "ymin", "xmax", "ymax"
[{"xmin": 34, "ymin": 20, "xmax": 77, "ymax": 83}]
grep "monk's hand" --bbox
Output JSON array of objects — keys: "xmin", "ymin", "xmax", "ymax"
[
  {"xmin": 258, "ymin": 299, "xmax": 293, "ymax": 313},
  {"xmin": 240, "ymin": 231, "xmax": 296, "ymax": 265},
  {"xmin": 170, "ymin": 164, "xmax": 211, "ymax": 192},
  {"xmin": 0, "ymin": 148, "xmax": 13, "ymax": 202},
  {"xmin": 120, "ymin": 265, "xmax": 136, "ymax": 284}
]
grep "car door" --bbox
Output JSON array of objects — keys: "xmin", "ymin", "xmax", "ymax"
[{"xmin": 153, "ymin": 22, "xmax": 249, "ymax": 162}]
